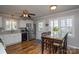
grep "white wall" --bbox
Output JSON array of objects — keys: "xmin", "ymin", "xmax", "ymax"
[
  {"xmin": 35, "ymin": 17, "xmax": 51, "ymax": 40},
  {"xmin": 0, "ymin": 16, "xmax": 2, "ymax": 27},
  {"xmin": 72, "ymin": 14, "xmax": 79, "ymax": 47},
  {"xmin": 34, "ymin": 8, "xmax": 79, "ymax": 48}
]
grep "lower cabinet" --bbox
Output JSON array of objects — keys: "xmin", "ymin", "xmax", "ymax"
[{"xmin": 2, "ymin": 33, "xmax": 21, "ymax": 46}]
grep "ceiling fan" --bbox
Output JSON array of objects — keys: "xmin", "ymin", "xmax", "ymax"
[{"xmin": 18, "ymin": 10, "xmax": 35, "ymax": 20}]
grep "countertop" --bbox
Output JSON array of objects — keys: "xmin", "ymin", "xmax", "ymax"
[{"xmin": 0, "ymin": 30, "xmax": 28, "ymax": 35}]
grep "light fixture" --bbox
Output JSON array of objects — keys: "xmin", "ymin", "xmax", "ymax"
[
  {"xmin": 23, "ymin": 14, "xmax": 26, "ymax": 17},
  {"xmin": 23, "ymin": 14, "xmax": 28, "ymax": 17},
  {"xmin": 50, "ymin": 5, "xmax": 57, "ymax": 10},
  {"xmin": 25, "ymin": 14, "xmax": 28, "ymax": 17}
]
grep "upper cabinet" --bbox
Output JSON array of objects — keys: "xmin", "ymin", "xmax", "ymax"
[
  {"xmin": 3, "ymin": 18, "xmax": 18, "ymax": 30},
  {"xmin": 18, "ymin": 20, "xmax": 33, "ymax": 28},
  {"xmin": 19, "ymin": 20, "xmax": 26, "ymax": 28},
  {"xmin": 0, "ymin": 16, "xmax": 2, "ymax": 27}
]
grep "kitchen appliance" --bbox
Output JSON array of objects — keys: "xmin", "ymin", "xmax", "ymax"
[
  {"xmin": 26, "ymin": 23, "xmax": 35, "ymax": 40},
  {"xmin": 21, "ymin": 23, "xmax": 35, "ymax": 41},
  {"xmin": 21, "ymin": 28, "xmax": 27, "ymax": 41}
]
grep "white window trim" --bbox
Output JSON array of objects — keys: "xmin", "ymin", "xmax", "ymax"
[{"xmin": 50, "ymin": 15, "xmax": 74, "ymax": 38}]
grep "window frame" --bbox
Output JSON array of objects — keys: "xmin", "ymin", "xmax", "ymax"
[{"xmin": 50, "ymin": 16, "xmax": 73, "ymax": 37}]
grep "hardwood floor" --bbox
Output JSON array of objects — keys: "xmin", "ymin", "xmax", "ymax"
[
  {"xmin": 6, "ymin": 40, "xmax": 79, "ymax": 54},
  {"xmin": 6, "ymin": 40, "xmax": 41, "ymax": 54}
]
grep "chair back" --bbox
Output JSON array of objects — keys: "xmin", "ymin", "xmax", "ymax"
[
  {"xmin": 41, "ymin": 31, "xmax": 51, "ymax": 36},
  {"xmin": 47, "ymin": 31, "xmax": 51, "ymax": 35},
  {"xmin": 63, "ymin": 33, "xmax": 68, "ymax": 49}
]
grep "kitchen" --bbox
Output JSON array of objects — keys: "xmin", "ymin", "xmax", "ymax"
[{"xmin": 0, "ymin": 14, "xmax": 35, "ymax": 50}]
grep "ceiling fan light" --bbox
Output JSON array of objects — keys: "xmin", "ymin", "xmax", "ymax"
[
  {"xmin": 50, "ymin": 5, "xmax": 57, "ymax": 10},
  {"xmin": 25, "ymin": 14, "xmax": 28, "ymax": 17},
  {"xmin": 23, "ymin": 14, "xmax": 28, "ymax": 17},
  {"xmin": 23, "ymin": 14, "xmax": 26, "ymax": 17}
]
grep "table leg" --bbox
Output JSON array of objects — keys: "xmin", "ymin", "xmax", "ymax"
[
  {"xmin": 49, "ymin": 44, "xmax": 51, "ymax": 54},
  {"xmin": 41, "ymin": 38, "xmax": 44, "ymax": 54}
]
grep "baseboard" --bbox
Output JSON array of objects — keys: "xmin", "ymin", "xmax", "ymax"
[
  {"xmin": 68, "ymin": 45, "xmax": 79, "ymax": 49},
  {"xmin": 36, "ymin": 39, "xmax": 41, "ymax": 44}
]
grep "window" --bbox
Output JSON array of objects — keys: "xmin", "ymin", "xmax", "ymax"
[
  {"xmin": 60, "ymin": 19, "xmax": 66, "ymax": 27},
  {"xmin": 51, "ymin": 19, "xmax": 59, "ymax": 36},
  {"xmin": 38, "ymin": 22, "xmax": 43, "ymax": 31},
  {"xmin": 50, "ymin": 16, "xmax": 73, "ymax": 37},
  {"xmin": 5, "ymin": 20, "xmax": 17, "ymax": 30},
  {"xmin": 12, "ymin": 21, "xmax": 17, "ymax": 30},
  {"xmin": 60, "ymin": 18, "xmax": 73, "ymax": 36},
  {"xmin": 54, "ymin": 20, "xmax": 58, "ymax": 27},
  {"xmin": 6, "ymin": 20, "xmax": 11, "ymax": 30}
]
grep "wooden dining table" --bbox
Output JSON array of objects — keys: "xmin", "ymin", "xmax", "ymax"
[{"xmin": 41, "ymin": 34, "xmax": 64, "ymax": 54}]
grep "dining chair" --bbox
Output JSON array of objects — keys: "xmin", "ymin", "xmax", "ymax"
[
  {"xmin": 41, "ymin": 31, "xmax": 52, "ymax": 54},
  {"xmin": 41, "ymin": 31, "xmax": 51, "ymax": 49},
  {"xmin": 41, "ymin": 36, "xmax": 52, "ymax": 54},
  {"xmin": 41, "ymin": 31, "xmax": 51, "ymax": 36},
  {"xmin": 62, "ymin": 32, "xmax": 68, "ymax": 53},
  {"xmin": 52, "ymin": 33, "xmax": 68, "ymax": 54}
]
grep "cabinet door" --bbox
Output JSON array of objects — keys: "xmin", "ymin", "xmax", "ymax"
[
  {"xmin": 0, "ymin": 17, "xmax": 2, "ymax": 27},
  {"xmin": 3, "ymin": 33, "xmax": 21, "ymax": 46},
  {"xmin": 19, "ymin": 20, "xmax": 26, "ymax": 28}
]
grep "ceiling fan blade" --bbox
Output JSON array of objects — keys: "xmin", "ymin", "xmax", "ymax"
[
  {"xmin": 28, "ymin": 15, "xmax": 32, "ymax": 20},
  {"xmin": 28, "ymin": 15, "xmax": 31, "ymax": 18},
  {"xmin": 29, "ymin": 13, "xmax": 35, "ymax": 16}
]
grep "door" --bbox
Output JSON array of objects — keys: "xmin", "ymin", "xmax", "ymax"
[{"xmin": 36, "ymin": 22, "xmax": 44, "ymax": 40}]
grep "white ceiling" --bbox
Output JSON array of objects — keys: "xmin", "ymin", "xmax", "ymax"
[{"xmin": 0, "ymin": 5, "xmax": 79, "ymax": 18}]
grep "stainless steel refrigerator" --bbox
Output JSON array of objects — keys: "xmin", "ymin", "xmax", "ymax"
[{"xmin": 26, "ymin": 23, "xmax": 35, "ymax": 40}]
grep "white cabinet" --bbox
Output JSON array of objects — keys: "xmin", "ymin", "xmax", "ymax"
[
  {"xmin": 0, "ymin": 17, "xmax": 2, "ymax": 27},
  {"xmin": 0, "ymin": 43, "xmax": 6, "ymax": 54},
  {"xmin": 18, "ymin": 20, "xmax": 34, "ymax": 28},
  {"xmin": 4, "ymin": 19, "xmax": 18, "ymax": 30},
  {"xmin": 2, "ymin": 33, "xmax": 21, "ymax": 46},
  {"xmin": 19, "ymin": 20, "xmax": 26, "ymax": 28}
]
